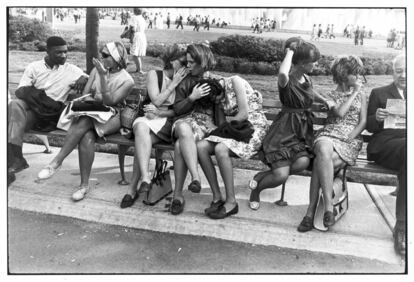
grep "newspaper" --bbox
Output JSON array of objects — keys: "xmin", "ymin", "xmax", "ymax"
[{"xmin": 383, "ymin": 99, "xmax": 406, "ymax": 129}]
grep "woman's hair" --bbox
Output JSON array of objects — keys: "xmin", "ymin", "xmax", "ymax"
[
  {"xmin": 186, "ymin": 43, "xmax": 216, "ymax": 71},
  {"xmin": 133, "ymin": 8, "xmax": 142, "ymax": 15},
  {"xmin": 285, "ymin": 37, "xmax": 320, "ymax": 65},
  {"xmin": 331, "ymin": 55, "xmax": 364, "ymax": 84},
  {"xmin": 160, "ymin": 44, "xmax": 187, "ymax": 70},
  {"xmin": 190, "ymin": 78, "xmax": 224, "ymax": 108}
]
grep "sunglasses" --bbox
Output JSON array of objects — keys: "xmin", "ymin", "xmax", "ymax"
[{"xmin": 101, "ymin": 52, "xmax": 111, "ymax": 59}]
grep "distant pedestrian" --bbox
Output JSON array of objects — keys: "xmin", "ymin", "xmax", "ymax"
[
  {"xmin": 310, "ymin": 24, "xmax": 317, "ymax": 41},
  {"xmin": 317, "ymin": 24, "xmax": 323, "ymax": 40},
  {"xmin": 176, "ymin": 14, "xmax": 183, "ymax": 29},
  {"xmin": 354, "ymin": 26, "xmax": 360, "ymax": 45},
  {"xmin": 166, "ymin": 12, "xmax": 171, "ymax": 29}
]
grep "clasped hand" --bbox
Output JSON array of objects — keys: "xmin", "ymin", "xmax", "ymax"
[
  {"xmin": 190, "ymin": 83, "xmax": 211, "ymax": 101},
  {"xmin": 144, "ymin": 104, "xmax": 160, "ymax": 120}
]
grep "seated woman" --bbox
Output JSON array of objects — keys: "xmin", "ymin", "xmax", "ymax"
[
  {"xmin": 120, "ymin": 45, "xmax": 188, "ymax": 208},
  {"xmin": 197, "ymin": 75, "xmax": 269, "ymax": 219},
  {"xmin": 37, "ymin": 41, "xmax": 134, "ymax": 201},
  {"xmin": 169, "ymin": 43, "xmax": 217, "ymax": 215},
  {"xmin": 249, "ymin": 37, "xmax": 332, "ymax": 211},
  {"xmin": 297, "ymin": 55, "xmax": 367, "ymax": 232}
]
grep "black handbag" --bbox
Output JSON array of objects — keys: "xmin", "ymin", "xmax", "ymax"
[{"xmin": 143, "ymin": 160, "xmax": 173, "ymax": 206}]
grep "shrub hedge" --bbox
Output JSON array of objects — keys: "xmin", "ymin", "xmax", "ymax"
[
  {"xmin": 8, "ymin": 17, "xmax": 394, "ymax": 76},
  {"xmin": 9, "ymin": 16, "xmax": 52, "ymax": 43}
]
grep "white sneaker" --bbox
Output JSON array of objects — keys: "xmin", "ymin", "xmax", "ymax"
[
  {"xmin": 72, "ymin": 186, "xmax": 89, "ymax": 202},
  {"xmin": 38, "ymin": 165, "xmax": 61, "ymax": 180}
]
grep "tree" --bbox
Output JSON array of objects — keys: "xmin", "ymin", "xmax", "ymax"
[{"xmin": 85, "ymin": 8, "xmax": 99, "ymax": 74}]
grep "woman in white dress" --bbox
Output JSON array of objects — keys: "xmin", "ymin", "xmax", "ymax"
[
  {"xmin": 120, "ymin": 45, "xmax": 189, "ymax": 208},
  {"xmin": 130, "ymin": 8, "xmax": 147, "ymax": 74}
]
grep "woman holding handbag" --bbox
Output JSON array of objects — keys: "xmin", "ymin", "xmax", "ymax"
[
  {"xmin": 37, "ymin": 41, "xmax": 134, "ymax": 201},
  {"xmin": 297, "ymin": 55, "xmax": 367, "ymax": 232},
  {"xmin": 120, "ymin": 45, "xmax": 188, "ymax": 208},
  {"xmin": 197, "ymin": 75, "xmax": 269, "ymax": 219}
]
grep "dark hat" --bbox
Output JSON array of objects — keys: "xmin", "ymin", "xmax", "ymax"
[{"xmin": 46, "ymin": 36, "xmax": 67, "ymax": 48}]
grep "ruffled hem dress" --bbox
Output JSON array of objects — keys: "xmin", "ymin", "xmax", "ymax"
[{"xmin": 260, "ymin": 74, "xmax": 315, "ymax": 169}]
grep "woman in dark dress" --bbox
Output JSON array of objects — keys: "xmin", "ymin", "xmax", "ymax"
[{"xmin": 248, "ymin": 37, "xmax": 333, "ymax": 210}]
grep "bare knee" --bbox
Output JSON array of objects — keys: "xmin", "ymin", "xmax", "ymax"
[
  {"xmin": 79, "ymin": 130, "xmax": 96, "ymax": 148},
  {"xmin": 271, "ymin": 167, "xmax": 289, "ymax": 183},
  {"xmin": 214, "ymin": 143, "xmax": 230, "ymax": 160},
  {"xmin": 133, "ymin": 122, "xmax": 150, "ymax": 137},
  {"xmin": 314, "ymin": 142, "xmax": 332, "ymax": 160},
  {"xmin": 175, "ymin": 122, "xmax": 193, "ymax": 139},
  {"xmin": 197, "ymin": 140, "xmax": 212, "ymax": 155}
]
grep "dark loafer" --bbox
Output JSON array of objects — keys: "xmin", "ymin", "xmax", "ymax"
[
  {"xmin": 394, "ymin": 227, "xmax": 406, "ymax": 256},
  {"xmin": 207, "ymin": 203, "xmax": 238, "ymax": 219},
  {"xmin": 8, "ymin": 157, "xmax": 29, "ymax": 174},
  {"xmin": 188, "ymin": 180, "xmax": 201, "ymax": 193},
  {"xmin": 323, "ymin": 211, "xmax": 335, "ymax": 227},
  {"xmin": 120, "ymin": 193, "xmax": 138, "ymax": 209},
  {"xmin": 297, "ymin": 216, "xmax": 314, "ymax": 232},
  {"xmin": 170, "ymin": 198, "xmax": 185, "ymax": 215},
  {"xmin": 204, "ymin": 199, "xmax": 225, "ymax": 215},
  {"xmin": 137, "ymin": 181, "xmax": 151, "ymax": 194}
]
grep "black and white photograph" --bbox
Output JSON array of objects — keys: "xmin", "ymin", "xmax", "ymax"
[{"xmin": 3, "ymin": 0, "xmax": 411, "ymax": 277}]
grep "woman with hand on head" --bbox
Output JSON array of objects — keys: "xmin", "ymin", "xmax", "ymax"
[
  {"xmin": 38, "ymin": 41, "xmax": 134, "ymax": 201},
  {"xmin": 120, "ymin": 45, "xmax": 189, "ymax": 208},
  {"xmin": 297, "ymin": 55, "xmax": 367, "ymax": 232},
  {"xmin": 197, "ymin": 74, "xmax": 269, "ymax": 219},
  {"xmin": 249, "ymin": 37, "xmax": 332, "ymax": 211},
  {"xmin": 169, "ymin": 43, "xmax": 217, "ymax": 215}
]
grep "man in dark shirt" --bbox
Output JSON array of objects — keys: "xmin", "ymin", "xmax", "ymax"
[{"xmin": 366, "ymin": 54, "xmax": 406, "ymax": 256}]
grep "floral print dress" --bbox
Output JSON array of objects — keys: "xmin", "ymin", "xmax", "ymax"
[
  {"xmin": 314, "ymin": 89, "xmax": 363, "ymax": 165},
  {"xmin": 204, "ymin": 76, "xmax": 269, "ymax": 160}
]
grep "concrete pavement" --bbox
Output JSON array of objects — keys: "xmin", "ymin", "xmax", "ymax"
[{"xmin": 7, "ymin": 143, "xmax": 405, "ymax": 271}]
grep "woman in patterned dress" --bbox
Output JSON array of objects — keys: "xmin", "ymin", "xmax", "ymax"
[
  {"xmin": 297, "ymin": 55, "xmax": 367, "ymax": 232},
  {"xmin": 197, "ymin": 75, "xmax": 269, "ymax": 219},
  {"xmin": 129, "ymin": 8, "xmax": 147, "ymax": 74},
  {"xmin": 248, "ymin": 37, "xmax": 333, "ymax": 211},
  {"xmin": 169, "ymin": 44, "xmax": 216, "ymax": 215}
]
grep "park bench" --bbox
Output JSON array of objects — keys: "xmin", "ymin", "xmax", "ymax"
[{"xmin": 8, "ymin": 72, "xmax": 398, "ymax": 206}]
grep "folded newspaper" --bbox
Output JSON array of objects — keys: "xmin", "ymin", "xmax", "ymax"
[{"xmin": 384, "ymin": 99, "xmax": 406, "ymax": 129}]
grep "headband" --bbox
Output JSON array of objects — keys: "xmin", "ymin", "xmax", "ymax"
[{"xmin": 106, "ymin": 42, "xmax": 122, "ymax": 65}]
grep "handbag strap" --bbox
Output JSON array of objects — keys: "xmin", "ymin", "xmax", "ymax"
[{"xmin": 156, "ymin": 70, "xmax": 163, "ymax": 92}]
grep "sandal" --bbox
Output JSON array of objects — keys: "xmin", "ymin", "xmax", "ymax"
[
  {"xmin": 297, "ymin": 216, "xmax": 314, "ymax": 232},
  {"xmin": 170, "ymin": 198, "xmax": 185, "ymax": 215},
  {"xmin": 249, "ymin": 187, "xmax": 260, "ymax": 210}
]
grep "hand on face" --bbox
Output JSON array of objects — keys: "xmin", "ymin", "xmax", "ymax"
[
  {"xmin": 93, "ymin": 57, "xmax": 107, "ymax": 75},
  {"xmin": 172, "ymin": 67, "xmax": 189, "ymax": 86}
]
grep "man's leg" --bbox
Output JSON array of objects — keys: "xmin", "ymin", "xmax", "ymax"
[
  {"xmin": 8, "ymin": 99, "xmax": 37, "ymax": 173},
  {"xmin": 370, "ymin": 136, "xmax": 406, "ymax": 255}
]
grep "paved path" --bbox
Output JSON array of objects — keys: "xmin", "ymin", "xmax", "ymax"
[{"xmin": 7, "ymin": 143, "xmax": 404, "ymax": 270}]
